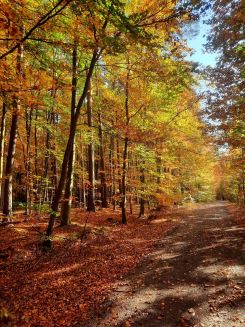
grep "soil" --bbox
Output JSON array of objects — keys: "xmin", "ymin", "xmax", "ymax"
[{"xmin": 88, "ymin": 202, "xmax": 245, "ymax": 327}]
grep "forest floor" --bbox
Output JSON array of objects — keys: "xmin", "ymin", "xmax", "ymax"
[
  {"xmin": 0, "ymin": 202, "xmax": 244, "ymax": 327},
  {"xmin": 0, "ymin": 204, "xmax": 180, "ymax": 326}
]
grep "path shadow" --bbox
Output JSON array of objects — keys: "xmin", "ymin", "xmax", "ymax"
[{"xmin": 88, "ymin": 202, "xmax": 245, "ymax": 327}]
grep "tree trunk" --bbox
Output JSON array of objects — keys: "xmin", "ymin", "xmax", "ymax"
[
  {"xmin": 156, "ymin": 154, "xmax": 161, "ymax": 185},
  {"xmin": 138, "ymin": 165, "xmax": 145, "ymax": 218},
  {"xmin": 0, "ymin": 101, "xmax": 7, "ymax": 208},
  {"xmin": 116, "ymin": 138, "xmax": 122, "ymax": 196},
  {"xmin": 121, "ymin": 65, "xmax": 130, "ymax": 224},
  {"xmin": 129, "ymin": 194, "xmax": 133, "ymax": 214},
  {"xmin": 241, "ymin": 148, "xmax": 245, "ymax": 205},
  {"xmin": 3, "ymin": 41, "xmax": 23, "ymax": 221},
  {"xmin": 98, "ymin": 111, "xmax": 108, "ymax": 208},
  {"xmin": 121, "ymin": 136, "xmax": 128, "ymax": 224},
  {"xmin": 87, "ymin": 77, "xmax": 95, "ymax": 212},
  {"xmin": 43, "ymin": 112, "xmax": 50, "ymax": 203},
  {"xmin": 25, "ymin": 107, "xmax": 33, "ymax": 215},
  {"xmin": 109, "ymin": 123, "xmax": 116, "ymax": 209},
  {"xmin": 60, "ymin": 42, "xmax": 77, "ymax": 225},
  {"xmin": 52, "ymin": 147, "xmax": 58, "ymax": 190},
  {"xmin": 81, "ymin": 144, "xmax": 86, "ymax": 209},
  {"xmin": 60, "ymin": 140, "xmax": 75, "ymax": 225},
  {"xmin": 34, "ymin": 109, "xmax": 38, "ymax": 177}
]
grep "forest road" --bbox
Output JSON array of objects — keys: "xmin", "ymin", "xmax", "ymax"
[{"xmin": 88, "ymin": 202, "xmax": 245, "ymax": 327}]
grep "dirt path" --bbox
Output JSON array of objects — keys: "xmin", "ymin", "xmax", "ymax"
[{"xmin": 88, "ymin": 202, "xmax": 245, "ymax": 327}]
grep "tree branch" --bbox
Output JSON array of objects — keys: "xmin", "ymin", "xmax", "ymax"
[{"xmin": 0, "ymin": 0, "xmax": 74, "ymax": 60}]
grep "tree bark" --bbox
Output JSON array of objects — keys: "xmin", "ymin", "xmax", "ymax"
[
  {"xmin": 43, "ymin": 111, "xmax": 51, "ymax": 203},
  {"xmin": 60, "ymin": 140, "xmax": 75, "ymax": 225},
  {"xmin": 81, "ymin": 144, "xmax": 86, "ymax": 208},
  {"xmin": 60, "ymin": 42, "xmax": 77, "ymax": 225},
  {"xmin": 3, "ymin": 41, "xmax": 23, "ymax": 220},
  {"xmin": 25, "ymin": 107, "xmax": 33, "ymax": 215},
  {"xmin": 138, "ymin": 165, "xmax": 145, "ymax": 218},
  {"xmin": 0, "ymin": 101, "xmax": 7, "ymax": 207},
  {"xmin": 121, "ymin": 65, "xmax": 130, "ymax": 224},
  {"xmin": 121, "ymin": 136, "xmax": 128, "ymax": 224},
  {"xmin": 87, "ymin": 77, "xmax": 95, "ymax": 212},
  {"xmin": 109, "ymin": 122, "xmax": 116, "ymax": 209},
  {"xmin": 98, "ymin": 111, "xmax": 108, "ymax": 208},
  {"xmin": 34, "ymin": 109, "xmax": 38, "ymax": 177},
  {"xmin": 116, "ymin": 138, "xmax": 122, "ymax": 195}
]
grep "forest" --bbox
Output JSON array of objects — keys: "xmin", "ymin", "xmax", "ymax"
[{"xmin": 0, "ymin": 0, "xmax": 244, "ymax": 326}]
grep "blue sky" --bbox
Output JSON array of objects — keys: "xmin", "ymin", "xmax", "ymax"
[{"xmin": 185, "ymin": 20, "xmax": 217, "ymax": 67}]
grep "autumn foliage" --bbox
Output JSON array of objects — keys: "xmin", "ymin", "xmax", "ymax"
[{"xmin": 0, "ymin": 0, "xmax": 243, "ymax": 325}]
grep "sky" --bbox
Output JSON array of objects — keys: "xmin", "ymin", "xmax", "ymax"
[
  {"xmin": 183, "ymin": 19, "xmax": 218, "ymax": 96},
  {"xmin": 184, "ymin": 20, "xmax": 217, "ymax": 67}
]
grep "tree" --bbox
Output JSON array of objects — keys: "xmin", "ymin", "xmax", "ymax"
[
  {"xmin": 3, "ymin": 31, "xmax": 23, "ymax": 220},
  {"xmin": 60, "ymin": 42, "xmax": 78, "ymax": 225},
  {"xmin": 206, "ymin": 0, "xmax": 244, "ymax": 204}
]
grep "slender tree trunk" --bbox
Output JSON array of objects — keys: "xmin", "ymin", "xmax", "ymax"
[
  {"xmin": 44, "ymin": 112, "xmax": 50, "ymax": 190},
  {"xmin": 138, "ymin": 165, "xmax": 145, "ymax": 218},
  {"xmin": 81, "ymin": 144, "xmax": 86, "ymax": 209},
  {"xmin": 128, "ymin": 151, "xmax": 133, "ymax": 214},
  {"xmin": 52, "ymin": 149, "xmax": 58, "ymax": 190},
  {"xmin": 121, "ymin": 65, "xmax": 130, "ymax": 224},
  {"xmin": 60, "ymin": 42, "xmax": 77, "ymax": 225},
  {"xmin": 25, "ymin": 108, "xmax": 33, "ymax": 215},
  {"xmin": 3, "ymin": 107, "xmax": 19, "ymax": 219},
  {"xmin": 3, "ymin": 41, "xmax": 23, "ymax": 221},
  {"xmin": 156, "ymin": 154, "xmax": 161, "ymax": 185},
  {"xmin": 241, "ymin": 148, "xmax": 245, "ymax": 205},
  {"xmin": 60, "ymin": 140, "xmax": 75, "ymax": 225},
  {"xmin": 87, "ymin": 77, "xmax": 95, "ymax": 212},
  {"xmin": 116, "ymin": 138, "xmax": 122, "ymax": 195},
  {"xmin": 129, "ymin": 194, "xmax": 133, "ymax": 214},
  {"xmin": 98, "ymin": 111, "xmax": 108, "ymax": 208},
  {"xmin": 121, "ymin": 136, "xmax": 128, "ymax": 224},
  {"xmin": 109, "ymin": 123, "xmax": 116, "ymax": 209},
  {"xmin": 51, "ymin": 111, "xmax": 58, "ymax": 192},
  {"xmin": 0, "ymin": 101, "xmax": 7, "ymax": 207},
  {"xmin": 34, "ymin": 109, "xmax": 38, "ymax": 177},
  {"xmin": 43, "ymin": 70, "xmax": 57, "ymax": 204}
]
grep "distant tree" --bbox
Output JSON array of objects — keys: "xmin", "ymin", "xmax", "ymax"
[{"xmin": 206, "ymin": 0, "xmax": 244, "ymax": 204}]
